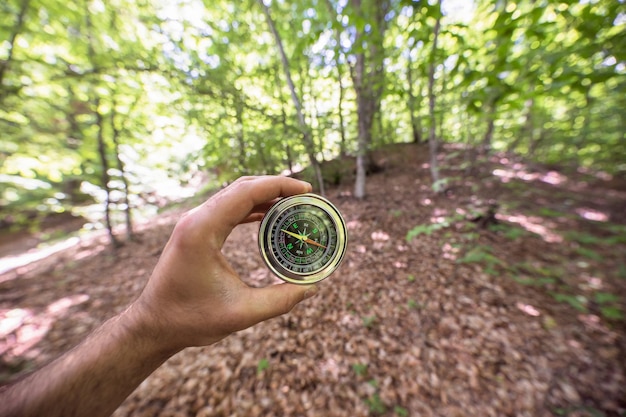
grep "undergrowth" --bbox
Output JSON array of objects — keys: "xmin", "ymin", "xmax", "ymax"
[{"xmin": 406, "ymin": 211, "xmax": 625, "ymax": 322}]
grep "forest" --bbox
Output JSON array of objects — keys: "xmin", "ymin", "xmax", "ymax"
[
  {"xmin": 1, "ymin": 0, "xmax": 624, "ymax": 234},
  {"xmin": 1, "ymin": 0, "xmax": 626, "ymax": 416}
]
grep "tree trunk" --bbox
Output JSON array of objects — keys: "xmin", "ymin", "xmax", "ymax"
[
  {"xmin": 337, "ymin": 61, "xmax": 348, "ymax": 157},
  {"xmin": 349, "ymin": 0, "xmax": 388, "ymax": 200},
  {"xmin": 85, "ymin": 2, "xmax": 118, "ymax": 246},
  {"xmin": 110, "ymin": 101, "xmax": 133, "ymax": 240},
  {"xmin": 309, "ymin": 73, "xmax": 325, "ymax": 163},
  {"xmin": 279, "ymin": 99, "xmax": 294, "ymax": 174},
  {"xmin": 256, "ymin": 137, "xmax": 270, "ymax": 173},
  {"xmin": 285, "ymin": 142, "xmax": 294, "ymax": 174},
  {"xmin": 577, "ymin": 88, "xmax": 592, "ymax": 155},
  {"xmin": 428, "ymin": 0, "xmax": 443, "ymax": 190},
  {"xmin": 463, "ymin": 109, "xmax": 475, "ymax": 176},
  {"xmin": 529, "ymin": 129, "xmax": 545, "ymax": 157},
  {"xmin": 235, "ymin": 99, "xmax": 247, "ymax": 174},
  {"xmin": 353, "ymin": 51, "xmax": 371, "ymax": 200},
  {"xmin": 94, "ymin": 98, "xmax": 119, "ymax": 247},
  {"xmin": 406, "ymin": 50, "xmax": 422, "ymax": 144},
  {"xmin": 0, "ymin": 0, "xmax": 30, "ymax": 100},
  {"xmin": 260, "ymin": 1, "xmax": 325, "ymax": 195},
  {"xmin": 510, "ymin": 98, "xmax": 533, "ymax": 154},
  {"xmin": 438, "ymin": 68, "xmax": 446, "ymax": 144},
  {"xmin": 482, "ymin": 112, "xmax": 495, "ymax": 156},
  {"xmin": 324, "ymin": 0, "xmax": 348, "ymax": 157}
]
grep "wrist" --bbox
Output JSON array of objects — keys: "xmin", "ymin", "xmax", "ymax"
[{"xmin": 120, "ymin": 301, "xmax": 183, "ymax": 360}]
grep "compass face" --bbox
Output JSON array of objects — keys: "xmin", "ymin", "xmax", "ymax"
[{"xmin": 258, "ymin": 194, "xmax": 347, "ymax": 284}]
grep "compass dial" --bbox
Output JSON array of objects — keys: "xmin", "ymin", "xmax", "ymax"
[{"xmin": 259, "ymin": 194, "xmax": 347, "ymax": 284}]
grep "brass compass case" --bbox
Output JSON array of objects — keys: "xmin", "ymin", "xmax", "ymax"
[{"xmin": 258, "ymin": 194, "xmax": 348, "ymax": 284}]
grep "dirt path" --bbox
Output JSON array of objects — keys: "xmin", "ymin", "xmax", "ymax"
[{"xmin": 1, "ymin": 144, "xmax": 625, "ymax": 416}]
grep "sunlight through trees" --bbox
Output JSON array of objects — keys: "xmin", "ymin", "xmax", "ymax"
[{"xmin": 1, "ymin": 0, "xmax": 624, "ymax": 236}]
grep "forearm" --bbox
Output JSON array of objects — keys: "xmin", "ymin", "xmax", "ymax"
[
  {"xmin": 0, "ymin": 306, "xmax": 178, "ymax": 417},
  {"xmin": 0, "ymin": 177, "xmax": 315, "ymax": 417}
]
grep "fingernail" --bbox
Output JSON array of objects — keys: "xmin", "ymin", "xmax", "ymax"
[{"xmin": 303, "ymin": 285, "xmax": 318, "ymax": 300}]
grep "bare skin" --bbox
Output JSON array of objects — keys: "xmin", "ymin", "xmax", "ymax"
[{"xmin": 0, "ymin": 176, "xmax": 318, "ymax": 417}]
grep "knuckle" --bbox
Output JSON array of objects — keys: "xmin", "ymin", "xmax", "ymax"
[{"xmin": 171, "ymin": 215, "xmax": 205, "ymax": 251}]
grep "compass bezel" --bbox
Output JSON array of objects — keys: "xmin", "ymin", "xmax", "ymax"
[{"xmin": 258, "ymin": 193, "xmax": 347, "ymax": 284}]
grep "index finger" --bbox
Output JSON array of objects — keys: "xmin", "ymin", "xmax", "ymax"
[{"xmin": 202, "ymin": 176, "xmax": 312, "ymax": 242}]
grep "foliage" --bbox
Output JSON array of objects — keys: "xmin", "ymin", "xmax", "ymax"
[
  {"xmin": 351, "ymin": 363, "xmax": 368, "ymax": 377},
  {"xmin": 594, "ymin": 292, "xmax": 624, "ymax": 320},
  {"xmin": 364, "ymin": 392, "xmax": 387, "ymax": 414},
  {"xmin": 2, "ymin": 0, "xmax": 625, "ymax": 232},
  {"xmin": 457, "ymin": 244, "xmax": 504, "ymax": 275},
  {"xmin": 406, "ymin": 213, "xmax": 465, "ymax": 241},
  {"xmin": 362, "ymin": 315, "xmax": 377, "ymax": 328},
  {"xmin": 551, "ymin": 293, "xmax": 588, "ymax": 312},
  {"xmin": 256, "ymin": 358, "xmax": 270, "ymax": 375},
  {"xmin": 405, "ymin": 222, "xmax": 447, "ymax": 241},
  {"xmin": 394, "ymin": 406, "xmax": 409, "ymax": 417}
]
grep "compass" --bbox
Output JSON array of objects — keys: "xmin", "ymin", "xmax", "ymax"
[{"xmin": 258, "ymin": 193, "xmax": 347, "ymax": 285}]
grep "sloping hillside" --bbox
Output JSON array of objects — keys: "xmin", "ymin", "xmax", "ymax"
[{"xmin": 1, "ymin": 143, "xmax": 625, "ymax": 416}]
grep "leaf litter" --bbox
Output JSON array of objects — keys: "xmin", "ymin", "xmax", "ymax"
[{"xmin": 1, "ymin": 143, "xmax": 625, "ymax": 416}]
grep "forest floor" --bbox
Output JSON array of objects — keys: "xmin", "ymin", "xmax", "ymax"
[{"xmin": 1, "ymin": 143, "xmax": 625, "ymax": 417}]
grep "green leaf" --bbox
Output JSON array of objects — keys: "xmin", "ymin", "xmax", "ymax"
[
  {"xmin": 257, "ymin": 358, "xmax": 270, "ymax": 374},
  {"xmin": 364, "ymin": 392, "xmax": 386, "ymax": 414},
  {"xmin": 575, "ymin": 247, "xmax": 603, "ymax": 261},
  {"xmin": 600, "ymin": 306, "xmax": 624, "ymax": 321},
  {"xmin": 394, "ymin": 406, "xmax": 409, "ymax": 417},
  {"xmin": 594, "ymin": 292, "xmax": 619, "ymax": 304},
  {"xmin": 352, "ymin": 363, "xmax": 368, "ymax": 376},
  {"xmin": 362, "ymin": 315, "xmax": 377, "ymax": 328},
  {"xmin": 552, "ymin": 293, "xmax": 587, "ymax": 312},
  {"xmin": 432, "ymin": 177, "xmax": 449, "ymax": 193},
  {"xmin": 406, "ymin": 223, "xmax": 446, "ymax": 241}
]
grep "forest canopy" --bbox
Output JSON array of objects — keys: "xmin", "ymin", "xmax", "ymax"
[{"xmin": 1, "ymin": 0, "xmax": 625, "ymax": 232}]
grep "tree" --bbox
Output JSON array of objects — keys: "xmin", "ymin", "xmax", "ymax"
[
  {"xmin": 258, "ymin": 0, "xmax": 325, "ymax": 195},
  {"xmin": 347, "ymin": 0, "xmax": 390, "ymax": 199},
  {"xmin": 2, "ymin": 0, "xmax": 625, "ymax": 235},
  {"xmin": 427, "ymin": 0, "xmax": 443, "ymax": 190}
]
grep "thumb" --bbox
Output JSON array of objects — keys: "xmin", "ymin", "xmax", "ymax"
[{"xmin": 245, "ymin": 283, "xmax": 318, "ymax": 324}]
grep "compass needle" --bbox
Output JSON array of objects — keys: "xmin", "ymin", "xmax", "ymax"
[
  {"xmin": 304, "ymin": 238, "xmax": 326, "ymax": 249},
  {"xmin": 281, "ymin": 229, "xmax": 307, "ymax": 241}
]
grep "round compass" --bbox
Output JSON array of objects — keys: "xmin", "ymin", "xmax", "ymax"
[{"xmin": 258, "ymin": 193, "xmax": 347, "ymax": 285}]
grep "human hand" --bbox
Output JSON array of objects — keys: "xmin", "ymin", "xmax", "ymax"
[{"xmin": 127, "ymin": 176, "xmax": 317, "ymax": 353}]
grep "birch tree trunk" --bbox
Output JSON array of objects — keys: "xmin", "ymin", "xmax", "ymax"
[
  {"xmin": 353, "ymin": 50, "xmax": 370, "ymax": 200},
  {"xmin": 350, "ymin": 0, "xmax": 388, "ymax": 199},
  {"xmin": 260, "ymin": 1, "xmax": 325, "ymax": 195},
  {"xmin": 428, "ymin": 0, "xmax": 443, "ymax": 190}
]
